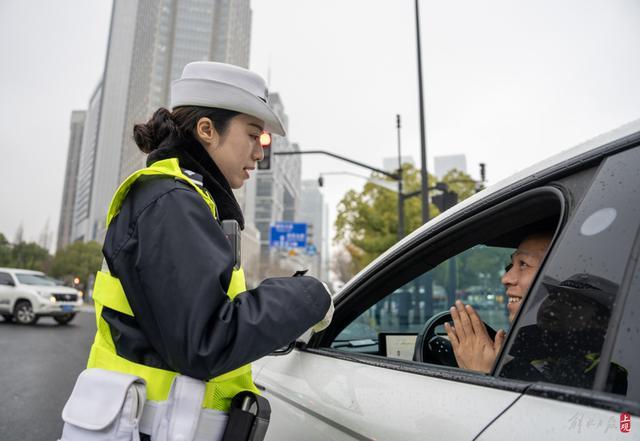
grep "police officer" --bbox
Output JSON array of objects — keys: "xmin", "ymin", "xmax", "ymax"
[{"xmin": 82, "ymin": 62, "xmax": 333, "ymax": 440}]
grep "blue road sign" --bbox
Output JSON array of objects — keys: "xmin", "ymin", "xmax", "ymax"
[
  {"xmin": 269, "ymin": 222, "xmax": 308, "ymax": 249},
  {"xmin": 305, "ymin": 244, "xmax": 317, "ymax": 256}
]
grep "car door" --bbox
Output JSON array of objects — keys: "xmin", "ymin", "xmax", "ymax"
[
  {"xmin": 0, "ymin": 271, "xmax": 17, "ymax": 313},
  {"xmin": 255, "ymin": 172, "xmax": 588, "ymax": 440},
  {"xmin": 478, "ymin": 145, "xmax": 640, "ymax": 440}
]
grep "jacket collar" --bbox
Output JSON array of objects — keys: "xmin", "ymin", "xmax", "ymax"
[{"xmin": 147, "ymin": 134, "xmax": 245, "ymax": 229}]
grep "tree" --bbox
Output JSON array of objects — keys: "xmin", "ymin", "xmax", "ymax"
[
  {"xmin": 9, "ymin": 241, "xmax": 52, "ymax": 271},
  {"xmin": 335, "ymin": 164, "xmax": 478, "ymax": 273},
  {"xmin": 51, "ymin": 241, "xmax": 103, "ymax": 286},
  {"xmin": 440, "ymin": 169, "xmax": 478, "ymax": 210},
  {"xmin": 0, "ymin": 233, "xmax": 12, "ymax": 267},
  {"xmin": 0, "ymin": 232, "xmax": 53, "ymax": 271},
  {"xmin": 14, "ymin": 223, "xmax": 24, "ymax": 244}
]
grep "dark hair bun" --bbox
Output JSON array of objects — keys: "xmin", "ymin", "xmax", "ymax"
[{"xmin": 133, "ymin": 108, "xmax": 177, "ymax": 153}]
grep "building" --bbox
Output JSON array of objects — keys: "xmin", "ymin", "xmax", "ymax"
[
  {"xmin": 298, "ymin": 180, "xmax": 330, "ymax": 281},
  {"xmin": 251, "ymin": 93, "xmax": 303, "ymax": 279},
  {"xmin": 85, "ymin": 0, "xmax": 252, "ymax": 244},
  {"xmin": 434, "ymin": 154, "xmax": 467, "ymax": 179},
  {"xmin": 71, "ymin": 82, "xmax": 103, "ymax": 243},
  {"xmin": 233, "ymin": 175, "xmax": 261, "ymax": 288},
  {"xmin": 56, "ymin": 111, "xmax": 86, "ymax": 250}
]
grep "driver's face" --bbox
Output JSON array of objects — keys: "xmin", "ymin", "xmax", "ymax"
[{"xmin": 501, "ymin": 234, "xmax": 552, "ymax": 323}]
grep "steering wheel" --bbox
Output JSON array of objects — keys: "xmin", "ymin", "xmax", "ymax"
[{"xmin": 413, "ymin": 310, "xmax": 497, "ymax": 366}]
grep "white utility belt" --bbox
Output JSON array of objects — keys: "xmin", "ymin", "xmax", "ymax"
[
  {"xmin": 139, "ymin": 399, "xmax": 227, "ymax": 440},
  {"xmin": 58, "ymin": 368, "xmax": 227, "ymax": 441}
]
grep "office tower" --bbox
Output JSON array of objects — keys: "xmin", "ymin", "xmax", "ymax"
[
  {"xmin": 298, "ymin": 180, "xmax": 330, "ymax": 281},
  {"xmin": 87, "ymin": 0, "xmax": 252, "ymax": 244},
  {"xmin": 434, "ymin": 154, "xmax": 468, "ymax": 179},
  {"xmin": 57, "ymin": 111, "xmax": 86, "ymax": 250},
  {"xmin": 70, "ymin": 82, "xmax": 103, "ymax": 243}
]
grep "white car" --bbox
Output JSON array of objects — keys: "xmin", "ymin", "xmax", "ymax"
[
  {"xmin": 254, "ymin": 120, "xmax": 640, "ymax": 440},
  {"xmin": 0, "ymin": 268, "xmax": 83, "ymax": 325}
]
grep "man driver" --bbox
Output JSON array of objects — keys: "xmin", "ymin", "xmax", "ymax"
[{"xmin": 443, "ymin": 231, "xmax": 553, "ymax": 373}]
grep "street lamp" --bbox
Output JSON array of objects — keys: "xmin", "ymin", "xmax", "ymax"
[{"xmin": 414, "ymin": 0, "xmax": 429, "ymax": 224}]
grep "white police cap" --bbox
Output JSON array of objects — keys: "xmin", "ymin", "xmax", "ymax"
[{"xmin": 170, "ymin": 62, "xmax": 286, "ymax": 136}]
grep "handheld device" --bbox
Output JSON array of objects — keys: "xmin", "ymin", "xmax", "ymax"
[{"xmin": 222, "ymin": 220, "xmax": 241, "ymax": 270}]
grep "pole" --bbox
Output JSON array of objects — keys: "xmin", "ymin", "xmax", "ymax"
[
  {"xmin": 396, "ymin": 114, "xmax": 404, "ymax": 240},
  {"xmin": 414, "ymin": 0, "xmax": 429, "ymax": 224},
  {"xmin": 415, "ymin": 0, "xmax": 433, "ymax": 318}
]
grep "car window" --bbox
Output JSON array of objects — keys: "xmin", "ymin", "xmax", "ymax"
[
  {"xmin": 0, "ymin": 272, "xmax": 14, "ymax": 286},
  {"xmin": 331, "ymin": 245, "xmax": 514, "ymax": 360},
  {"xmin": 497, "ymin": 146, "xmax": 640, "ymax": 395},
  {"xmin": 15, "ymin": 274, "xmax": 57, "ymax": 286}
]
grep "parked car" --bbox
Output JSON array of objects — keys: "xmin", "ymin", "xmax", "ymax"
[
  {"xmin": 253, "ymin": 120, "xmax": 640, "ymax": 440},
  {"xmin": 0, "ymin": 268, "xmax": 83, "ymax": 325}
]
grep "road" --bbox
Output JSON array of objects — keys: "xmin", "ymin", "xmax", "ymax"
[{"xmin": 0, "ymin": 308, "xmax": 95, "ymax": 441}]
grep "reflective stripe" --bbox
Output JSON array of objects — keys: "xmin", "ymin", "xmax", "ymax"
[{"xmin": 92, "ymin": 271, "xmax": 133, "ymax": 316}]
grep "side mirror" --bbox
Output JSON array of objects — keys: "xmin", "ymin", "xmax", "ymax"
[
  {"xmin": 271, "ymin": 341, "xmax": 295, "ymax": 356},
  {"xmin": 270, "ymin": 327, "xmax": 316, "ymax": 356}
]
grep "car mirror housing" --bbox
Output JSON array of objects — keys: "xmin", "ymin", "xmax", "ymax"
[
  {"xmin": 271, "ymin": 341, "xmax": 295, "ymax": 356},
  {"xmin": 270, "ymin": 329, "xmax": 314, "ymax": 356}
]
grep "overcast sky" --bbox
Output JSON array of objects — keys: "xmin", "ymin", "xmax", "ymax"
[{"xmin": 1, "ymin": 0, "xmax": 639, "ymax": 248}]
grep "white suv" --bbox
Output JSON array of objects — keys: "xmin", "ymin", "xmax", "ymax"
[{"xmin": 0, "ymin": 267, "xmax": 83, "ymax": 325}]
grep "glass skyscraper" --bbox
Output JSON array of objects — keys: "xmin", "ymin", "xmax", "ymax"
[{"xmin": 86, "ymin": 0, "xmax": 252, "ymax": 243}]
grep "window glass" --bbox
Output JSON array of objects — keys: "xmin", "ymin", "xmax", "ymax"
[
  {"xmin": 331, "ymin": 245, "xmax": 514, "ymax": 360},
  {"xmin": 607, "ymin": 261, "xmax": 640, "ymax": 401},
  {"xmin": 0, "ymin": 272, "xmax": 14, "ymax": 285},
  {"xmin": 15, "ymin": 274, "xmax": 57, "ymax": 286},
  {"xmin": 498, "ymin": 147, "xmax": 640, "ymax": 393}
]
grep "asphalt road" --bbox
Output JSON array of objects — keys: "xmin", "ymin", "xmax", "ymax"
[{"xmin": 0, "ymin": 308, "xmax": 96, "ymax": 441}]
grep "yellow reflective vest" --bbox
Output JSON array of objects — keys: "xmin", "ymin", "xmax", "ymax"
[{"xmin": 87, "ymin": 158, "xmax": 259, "ymax": 411}]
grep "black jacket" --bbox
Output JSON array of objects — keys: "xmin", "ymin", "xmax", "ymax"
[{"xmin": 101, "ymin": 143, "xmax": 330, "ymax": 381}]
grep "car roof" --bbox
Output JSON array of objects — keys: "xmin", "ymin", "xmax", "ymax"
[
  {"xmin": 0, "ymin": 267, "xmax": 45, "ymax": 275},
  {"xmin": 338, "ymin": 119, "xmax": 640, "ymax": 297}
]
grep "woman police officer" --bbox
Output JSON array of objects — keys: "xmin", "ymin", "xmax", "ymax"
[{"xmin": 66, "ymin": 62, "xmax": 332, "ymax": 441}]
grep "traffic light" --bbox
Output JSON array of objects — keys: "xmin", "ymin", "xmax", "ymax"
[
  {"xmin": 318, "ymin": 176, "xmax": 324, "ymax": 187},
  {"xmin": 432, "ymin": 191, "xmax": 458, "ymax": 213},
  {"xmin": 258, "ymin": 132, "xmax": 272, "ymax": 170},
  {"xmin": 479, "ymin": 163, "xmax": 486, "ymax": 182}
]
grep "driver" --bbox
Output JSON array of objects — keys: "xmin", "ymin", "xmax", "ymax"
[{"xmin": 443, "ymin": 231, "xmax": 553, "ymax": 373}]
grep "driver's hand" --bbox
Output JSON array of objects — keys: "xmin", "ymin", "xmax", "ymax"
[{"xmin": 444, "ymin": 300, "xmax": 506, "ymax": 374}]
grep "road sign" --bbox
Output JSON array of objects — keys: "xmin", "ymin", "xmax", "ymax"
[
  {"xmin": 305, "ymin": 244, "xmax": 317, "ymax": 256},
  {"xmin": 269, "ymin": 222, "xmax": 308, "ymax": 249}
]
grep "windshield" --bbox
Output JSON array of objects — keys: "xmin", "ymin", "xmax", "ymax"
[{"xmin": 15, "ymin": 274, "xmax": 58, "ymax": 286}]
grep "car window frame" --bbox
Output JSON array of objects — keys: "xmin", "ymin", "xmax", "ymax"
[{"xmin": 299, "ymin": 185, "xmax": 570, "ymax": 395}]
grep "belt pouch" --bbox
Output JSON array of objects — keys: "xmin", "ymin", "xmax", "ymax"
[
  {"xmin": 221, "ymin": 392, "xmax": 271, "ymax": 441},
  {"xmin": 59, "ymin": 368, "xmax": 146, "ymax": 441},
  {"xmin": 151, "ymin": 375, "xmax": 205, "ymax": 441}
]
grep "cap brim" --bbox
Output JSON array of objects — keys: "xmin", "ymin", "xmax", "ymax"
[{"xmin": 170, "ymin": 78, "xmax": 286, "ymax": 136}]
